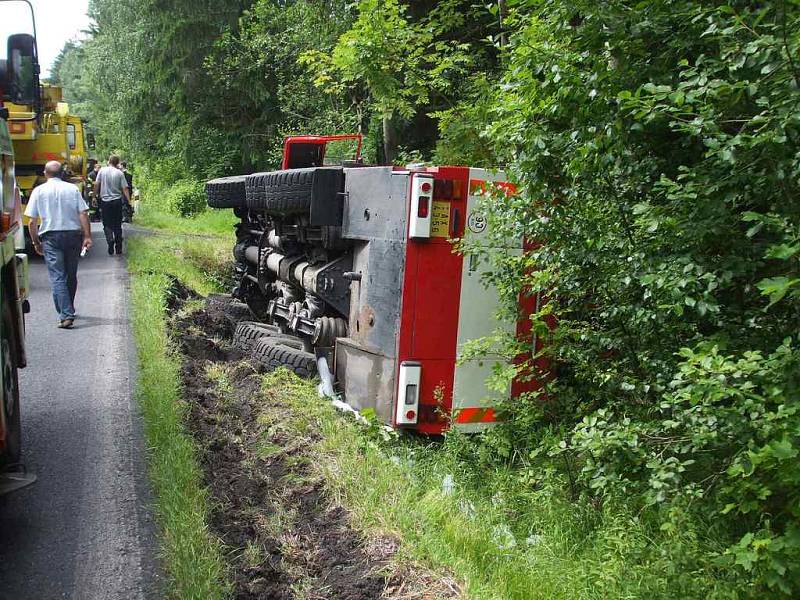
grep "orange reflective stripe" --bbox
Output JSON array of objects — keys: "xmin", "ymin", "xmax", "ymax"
[
  {"xmin": 469, "ymin": 179, "xmax": 486, "ymax": 194},
  {"xmin": 469, "ymin": 179, "xmax": 517, "ymax": 196},
  {"xmin": 454, "ymin": 407, "xmax": 496, "ymax": 424}
]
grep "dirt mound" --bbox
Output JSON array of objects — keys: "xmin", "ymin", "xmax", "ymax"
[
  {"xmin": 191, "ymin": 294, "xmax": 253, "ymax": 339},
  {"xmin": 170, "ymin": 294, "xmax": 414, "ymax": 599},
  {"xmin": 164, "ymin": 276, "xmax": 198, "ymax": 311}
]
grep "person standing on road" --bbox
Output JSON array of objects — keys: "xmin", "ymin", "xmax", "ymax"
[
  {"xmin": 86, "ymin": 161, "xmax": 101, "ymax": 219},
  {"xmin": 95, "ymin": 155, "xmax": 130, "ymax": 255},
  {"xmin": 120, "ymin": 161, "xmax": 135, "ymax": 223},
  {"xmin": 25, "ymin": 161, "xmax": 93, "ymax": 329},
  {"xmin": 120, "ymin": 161, "xmax": 133, "ymax": 195}
]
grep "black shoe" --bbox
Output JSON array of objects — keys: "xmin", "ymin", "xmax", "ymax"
[
  {"xmin": 115, "ymin": 246, "xmax": 123, "ymax": 255},
  {"xmin": 107, "ymin": 244, "xmax": 114, "ymax": 255}
]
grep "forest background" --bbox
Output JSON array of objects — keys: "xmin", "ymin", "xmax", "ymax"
[{"xmin": 51, "ymin": 0, "xmax": 800, "ymax": 596}]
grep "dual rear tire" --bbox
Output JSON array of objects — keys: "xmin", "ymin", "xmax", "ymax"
[
  {"xmin": 206, "ymin": 167, "xmax": 344, "ymax": 218},
  {"xmin": 205, "ymin": 176, "xmax": 247, "ymax": 209},
  {"xmin": 232, "ymin": 321, "xmax": 316, "ymax": 378}
]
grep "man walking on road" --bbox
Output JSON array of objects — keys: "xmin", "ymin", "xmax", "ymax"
[
  {"xmin": 25, "ymin": 161, "xmax": 93, "ymax": 329},
  {"xmin": 95, "ymin": 154, "xmax": 130, "ymax": 255}
]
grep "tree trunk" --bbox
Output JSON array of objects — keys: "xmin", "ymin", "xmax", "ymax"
[
  {"xmin": 498, "ymin": 0, "xmax": 508, "ymax": 47},
  {"xmin": 382, "ymin": 115, "xmax": 397, "ymax": 165}
]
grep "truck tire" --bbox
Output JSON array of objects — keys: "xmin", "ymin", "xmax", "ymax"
[
  {"xmin": 251, "ymin": 337, "xmax": 317, "ymax": 378},
  {"xmin": 245, "ymin": 167, "xmax": 343, "ymax": 215},
  {"xmin": 233, "ymin": 321, "xmax": 286, "ymax": 353},
  {"xmin": 206, "ymin": 176, "xmax": 247, "ymax": 209},
  {"xmin": 1, "ymin": 303, "xmax": 21, "ymax": 465}
]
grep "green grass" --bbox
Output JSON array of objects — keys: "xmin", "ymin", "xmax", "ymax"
[
  {"xmin": 135, "ymin": 204, "xmax": 238, "ymax": 237},
  {"xmin": 128, "ymin": 235, "xmax": 232, "ymax": 296},
  {"xmin": 128, "ymin": 234, "xmax": 231, "ymax": 599},
  {"xmin": 258, "ymin": 370, "xmax": 741, "ymax": 600}
]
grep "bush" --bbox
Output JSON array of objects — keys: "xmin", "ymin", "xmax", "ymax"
[
  {"xmin": 466, "ymin": 2, "xmax": 800, "ymax": 595},
  {"xmin": 163, "ymin": 179, "xmax": 207, "ymax": 217}
]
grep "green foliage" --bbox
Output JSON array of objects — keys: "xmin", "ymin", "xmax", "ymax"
[
  {"xmin": 53, "ymin": 0, "xmax": 359, "ymax": 182},
  {"xmin": 462, "ymin": 1, "xmax": 800, "ymax": 595},
  {"xmin": 301, "ymin": 0, "xmax": 431, "ymax": 120},
  {"xmin": 49, "ymin": 41, "xmax": 93, "ymax": 120},
  {"xmin": 56, "ymin": 0, "xmax": 503, "ymax": 173},
  {"xmin": 162, "ymin": 179, "xmax": 206, "ymax": 218},
  {"xmin": 206, "ymin": 0, "xmax": 363, "ymax": 169},
  {"xmin": 305, "ymin": 0, "xmax": 504, "ymax": 162}
]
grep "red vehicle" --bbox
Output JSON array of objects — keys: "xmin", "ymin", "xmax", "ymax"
[{"xmin": 206, "ymin": 135, "xmax": 544, "ymax": 434}]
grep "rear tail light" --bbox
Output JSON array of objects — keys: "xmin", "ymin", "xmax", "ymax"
[
  {"xmin": 431, "ymin": 178, "xmax": 463, "ymax": 201},
  {"xmin": 405, "ymin": 384, "xmax": 418, "ymax": 405},
  {"xmin": 434, "ymin": 179, "xmax": 452, "ymax": 200},
  {"xmin": 396, "ymin": 362, "xmax": 421, "ymax": 426},
  {"xmin": 417, "ymin": 196, "xmax": 429, "ymax": 218},
  {"xmin": 409, "ymin": 174, "xmax": 434, "ymax": 239}
]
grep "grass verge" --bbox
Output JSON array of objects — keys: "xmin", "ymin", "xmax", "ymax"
[
  {"xmin": 128, "ymin": 235, "xmax": 232, "ymax": 295},
  {"xmin": 134, "ymin": 205, "xmax": 237, "ymax": 237},
  {"xmin": 128, "ymin": 234, "xmax": 231, "ymax": 598},
  {"xmin": 259, "ymin": 371, "xmax": 740, "ymax": 600}
]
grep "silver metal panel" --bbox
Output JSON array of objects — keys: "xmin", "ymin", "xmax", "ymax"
[
  {"xmin": 342, "ymin": 167, "xmax": 409, "ymax": 241},
  {"xmin": 334, "ymin": 338, "xmax": 396, "ymax": 423},
  {"xmin": 335, "ymin": 167, "xmax": 410, "ymax": 424},
  {"xmin": 340, "ymin": 168, "xmax": 410, "ymax": 358},
  {"xmin": 347, "ymin": 238, "xmax": 405, "ymax": 357},
  {"xmin": 452, "ymin": 168, "xmax": 518, "ymax": 431}
]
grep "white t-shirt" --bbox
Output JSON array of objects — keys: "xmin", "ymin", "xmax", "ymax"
[{"xmin": 24, "ymin": 178, "xmax": 89, "ymax": 236}]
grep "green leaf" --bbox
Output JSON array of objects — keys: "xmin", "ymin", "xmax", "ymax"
[
  {"xmin": 757, "ymin": 277, "xmax": 800, "ymax": 307},
  {"xmin": 768, "ymin": 439, "xmax": 798, "ymax": 460},
  {"xmin": 765, "ymin": 244, "xmax": 800, "ymax": 260},
  {"xmin": 669, "ymin": 90, "xmax": 685, "ymax": 106}
]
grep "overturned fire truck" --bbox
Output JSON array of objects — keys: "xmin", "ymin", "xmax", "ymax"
[{"xmin": 206, "ymin": 135, "xmax": 543, "ymax": 434}]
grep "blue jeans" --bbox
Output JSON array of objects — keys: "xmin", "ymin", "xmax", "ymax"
[{"xmin": 41, "ymin": 230, "xmax": 82, "ymax": 320}]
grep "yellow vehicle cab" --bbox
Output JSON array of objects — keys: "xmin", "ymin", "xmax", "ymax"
[{"xmin": 6, "ymin": 85, "xmax": 89, "ymax": 238}]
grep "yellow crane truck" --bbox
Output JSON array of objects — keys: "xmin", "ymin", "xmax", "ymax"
[
  {"xmin": 0, "ymin": 0, "xmax": 36, "ymax": 493},
  {"xmin": 6, "ymin": 84, "xmax": 90, "ymax": 250}
]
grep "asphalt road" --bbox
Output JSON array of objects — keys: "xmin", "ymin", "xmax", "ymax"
[{"xmin": 0, "ymin": 224, "xmax": 161, "ymax": 599}]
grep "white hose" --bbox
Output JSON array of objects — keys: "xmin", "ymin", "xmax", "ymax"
[
  {"xmin": 316, "ymin": 355, "xmax": 369, "ymax": 426},
  {"xmin": 316, "ymin": 355, "xmax": 335, "ymax": 398}
]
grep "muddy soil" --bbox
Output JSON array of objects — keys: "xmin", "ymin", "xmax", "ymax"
[{"xmin": 171, "ymin": 296, "xmax": 413, "ymax": 599}]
